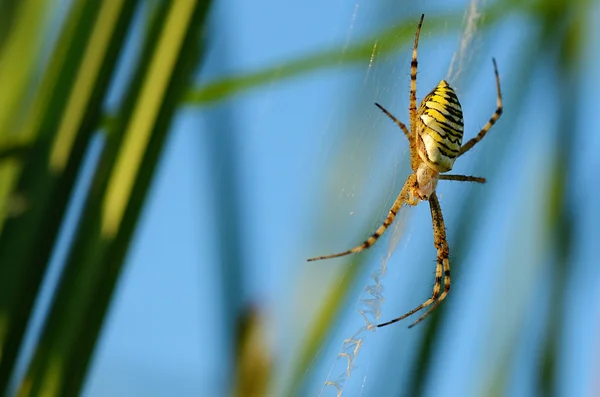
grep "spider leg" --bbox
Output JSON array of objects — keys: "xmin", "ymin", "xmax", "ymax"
[
  {"xmin": 374, "ymin": 103, "xmax": 410, "ymax": 139},
  {"xmin": 377, "ymin": 192, "xmax": 450, "ymax": 328},
  {"xmin": 458, "ymin": 58, "xmax": 503, "ymax": 157},
  {"xmin": 439, "ymin": 174, "xmax": 486, "ymax": 183},
  {"xmin": 407, "ymin": 192, "xmax": 451, "ymax": 327},
  {"xmin": 307, "ymin": 174, "xmax": 418, "ymax": 262},
  {"xmin": 409, "ymin": 14, "xmax": 425, "ymax": 134}
]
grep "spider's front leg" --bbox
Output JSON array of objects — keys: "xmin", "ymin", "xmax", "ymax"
[
  {"xmin": 408, "ymin": 192, "xmax": 451, "ymax": 328},
  {"xmin": 307, "ymin": 174, "xmax": 419, "ymax": 262},
  {"xmin": 377, "ymin": 191, "xmax": 450, "ymax": 328}
]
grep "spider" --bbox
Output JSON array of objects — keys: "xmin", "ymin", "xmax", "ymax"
[{"xmin": 307, "ymin": 14, "xmax": 503, "ymax": 328}]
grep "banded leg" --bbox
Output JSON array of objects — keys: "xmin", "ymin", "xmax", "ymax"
[
  {"xmin": 409, "ymin": 14, "xmax": 425, "ymax": 133},
  {"xmin": 377, "ymin": 192, "xmax": 450, "ymax": 328},
  {"xmin": 458, "ymin": 58, "xmax": 503, "ymax": 157},
  {"xmin": 375, "ymin": 102, "xmax": 410, "ymax": 139},
  {"xmin": 439, "ymin": 174, "xmax": 486, "ymax": 183},
  {"xmin": 307, "ymin": 174, "xmax": 418, "ymax": 262},
  {"xmin": 407, "ymin": 192, "xmax": 451, "ymax": 328}
]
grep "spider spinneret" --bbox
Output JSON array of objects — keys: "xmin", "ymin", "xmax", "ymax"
[{"xmin": 307, "ymin": 14, "xmax": 503, "ymax": 328}]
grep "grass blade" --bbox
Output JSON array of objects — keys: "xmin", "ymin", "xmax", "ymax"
[{"xmin": 16, "ymin": 2, "xmax": 212, "ymax": 396}]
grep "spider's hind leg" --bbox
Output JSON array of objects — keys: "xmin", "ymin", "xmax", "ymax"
[
  {"xmin": 458, "ymin": 58, "xmax": 503, "ymax": 157},
  {"xmin": 375, "ymin": 103, "xmax": 410, "ymax": 140}
]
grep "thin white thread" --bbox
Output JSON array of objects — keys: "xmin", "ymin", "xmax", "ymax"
[
  {"xmin": 363, "ymin": 41, "xmax": 378, "ymax": 85},
  {"xmin": 446, "ymin": 0, "xmax": 484, "ymax": 85},
  {"xmin": 321, "ymin": 206, "xmax": 408, "ymax": 396},
  {"xmin": 321, "ymin": 260, "xmax": 386, "ymax": 397},
  {"xmin": 343, "ymin": 4, "xmax": 360, "ymax": 54}
]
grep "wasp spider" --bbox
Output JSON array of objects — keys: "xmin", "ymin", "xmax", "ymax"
[{"xmin": 307, "ymin": 14, "xmax": 503, "ymax": 328}]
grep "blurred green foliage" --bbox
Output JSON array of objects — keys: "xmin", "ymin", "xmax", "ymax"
[{"xmin": 0, "ymin": 1, "xmax": 211, "ymax": 396}]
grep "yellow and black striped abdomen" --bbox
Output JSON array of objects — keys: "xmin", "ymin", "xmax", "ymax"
[{"xmin": 416, "ymin": 80, "xmax": 464, "ymax": 172}]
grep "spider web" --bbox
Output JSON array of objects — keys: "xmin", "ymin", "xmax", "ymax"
[
  {"xmin": 319, "ymin": 1, "xmax": 485, "ymax": 395},
  {"xmin": 319, "ymin": 213, "xmax": 408, "ymax": 397},
  {"xmin": 446, "ymin": 0, "xmax": 486, "ymax": 87}
]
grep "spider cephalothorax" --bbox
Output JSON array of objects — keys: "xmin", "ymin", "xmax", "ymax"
[{"xmin": 308, "ymin": 14, "xmax": 503, "ymax": 328}]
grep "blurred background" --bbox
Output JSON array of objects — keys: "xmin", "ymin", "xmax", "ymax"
[{"xmin": 0, "ymin": 0, "xmax": 598, "ymax": 396}]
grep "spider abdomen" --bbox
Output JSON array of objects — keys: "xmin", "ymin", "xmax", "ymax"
[{"xmin": 416, "ymin": 80, "xmax": 464, "ymax": 172}]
